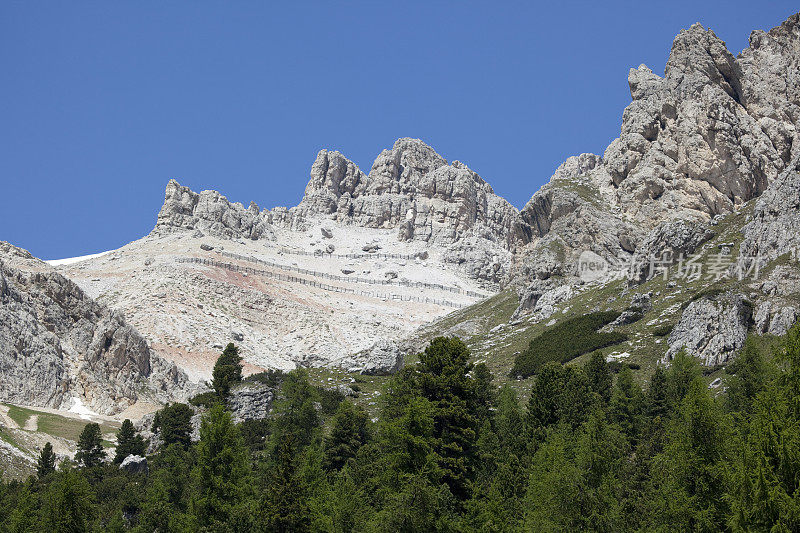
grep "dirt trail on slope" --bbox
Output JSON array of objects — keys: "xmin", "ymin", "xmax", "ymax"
[
  {"xmin": 0, "ymin": 405, "xmax": 19, "ymax": 429},
  {"xmin": 23, "ymin": 415, "xmax": 38, "ymax": 431}
]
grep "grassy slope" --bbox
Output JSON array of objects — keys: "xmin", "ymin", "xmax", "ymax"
[
  {"xmin": 5, "ymin": 404, "xmax": 120, "ymax": 442},
  {"xmin": 399, "ymin": 202, "xmax": 800, "ymax": 397}
]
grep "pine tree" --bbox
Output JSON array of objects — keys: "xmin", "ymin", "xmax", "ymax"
[
  {"xmin": 560, "ymin": 366, "xmax": 595, "ymax": 429},
  {"xmin": 114, "ymin": 419, "xmax": 147, "ymax": 464},
  {"xmin": 649, "ymin": 378, "xmax": 732, "ymax": 530},
  {"xmin": 9, "ymin": 481, "xmax": 39, "ymax": 532},
  {"xmin": 212, "ymin": 343, "xmax": 243, "ymax": 398},
  {"xmin": 495, "ymin": 385, "xmax": 525, "ymax": 458},
  {"xmin": 323, "ymin": 401, "xmax": 370, "ymax": 471},
  {"xmin": 191, "ymin": 404, "xmax": 252, "ymax": 530},
  {"xmin": 609, "ymin": 366, "xmax": 644, "ymax": 440},
  {"xmin": 75, "ymin": 422, "xmax": 105, "ymax": 467},
  {"xmin": 472, "ymin": 362, "xmax": 497, "ymax": 422},
  {"xmin": 585, "ymin": 351, "xmax": 612, "ymax": 403},
  {"xmin": 413, "ymin": 336, "xmax": 480, "ymax": 500},
  {"xmin": 729, "ymin": 324, "xmax": 800, "ymax": 530},
  {"xmin": 527, "ymin": 362, "xmax": 568, "ymax": 431},
  {"xmin": 725, "ymin": 336, "xmax": 771, "ymax": 415},
  {"xmin": 152, "ymin": 403, "xmax": 194, "ymax": 448},
  {"xmin": 261, "ymin": 432, "xmax": 311, "ymax": 532},
  {"xmin": 272, "ymin": 369, "xmax": 321, "ymax": 449},
  {"xmin": 41, "ymin": 469, "xmax": 96, "ymax": 532},
  {"xmin": 646, "ymin": 365, "xmax": 669, "ymax": 419},
  {"xmin": 37, "ymin": 441, "xmax": 56, "ymax": 479},
  {"xmin": 665, "ymin": 350, "xmax": 701, "ymax": 409}
]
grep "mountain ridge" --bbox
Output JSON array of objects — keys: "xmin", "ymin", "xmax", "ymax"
[{"xmin": 2, "ymin": 11, "xmax": 799, "ymax": 423}]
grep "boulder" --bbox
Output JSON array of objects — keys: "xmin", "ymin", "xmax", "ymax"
[{"xmin": 119, "ymin": 454, "xmax": 148, "ymax": 475}]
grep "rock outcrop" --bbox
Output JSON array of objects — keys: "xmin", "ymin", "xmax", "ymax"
[
  {"xmin": 296, "ymin": 138, "xmax": 527, "ymax": 248},
  {"xmin": 119, "ymin": 455, "xmax": 148, "ymax": 474},
  {"xmin": 151, "ymin": 139, "xmax": 529, "ymax": 285},
  {"xmin": 739, "ymin": 156, "xmax": 800, "ymax": 264},
  {"xmin": 512, "ymin": 154, "xmax": 641, "ymax": 282},
  {"xmin": 227, "ymin": 383, "xmax": 274, "ymax": 422},
  {"xmin": 512, "ymin": 13, "xmax": 800, "ymax": 287},
  {"xmin": 604, "ymin": 22, "xmax": 794, "ymax": 227},
  {"xmin": 665, "ymin": 292, "xmax": 752, "ymax": 365},
  {"xmin": 153, "ymin": 180, "xmax": 277, "ymax": 241},
  {"xmin": 332, "ymin": 339, "xmax": 406, "ymax": 375},
  {"xmin": 0, "ymin": 243, "xmax": 188, "ymax": 414},
  {"xmin": 629, "ymin": 219, "xmax": 715, "ymax": 283}
]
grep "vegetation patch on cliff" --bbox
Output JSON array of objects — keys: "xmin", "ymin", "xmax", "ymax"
[{"xmin": 511, "ymin": 311, "xmax": 628, "ymax": 377}]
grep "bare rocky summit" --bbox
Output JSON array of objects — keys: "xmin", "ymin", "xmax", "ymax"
[{"xmin": 296, "ymin": 138, "xmax": 527, "ymax": 248}]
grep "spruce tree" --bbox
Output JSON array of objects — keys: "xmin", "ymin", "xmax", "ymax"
[
  {"xmin": 665, "ymin": 350, "xmax": 702, "ymax": 409},
  {"xmin": 42, "ymin": 469, "xmax": 96, "ymax": 531},
  {"xmin": 527, "ymin": 362, "xmax": 568, "ymax": 430},
  {"xmin": 37, "ymin": 441, "xmax": 56, "ymax": 479},
  {"xmin": 646, "ymin": 365, "xmax": 669, "ymax": 419},
  {"xmin": 75, "ymin": 422, "xmax": 105, "ymax": 467},
  {"xmin": 725, "ymin": 337, "xmax": 771, "ymax": 414},
  {"xmin": 609, "ymin": 366, "xmax": 644, "ymax": 440},
  {"xmin": 212, "ymin": 343, "xmax": 243, "ymax": 398},
  {"xmin": 272, "ymin": 369, "xmax": 320, "ymax": 449},
  {"xmin": 414, "ymin": 336, "xmax": 480, "ymax": 500},
  {"xmin": 114, "ymin": 419, "xmax": 147, "ymax": 464},
  {"xmin": 9, "ymin": 481, "xmax": 39, "ymax": 531}
]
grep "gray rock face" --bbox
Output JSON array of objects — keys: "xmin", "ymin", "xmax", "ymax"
[
  {"xmin": 0, "ymin": 245, "xmax": 188, "ymax": 414},
  {"xmin": 511, "ymin": 279, "xmax": 558, "ymax": 318},
  {"xmin": 513, "ymin": 154, "xmax": 641, "ymax": 282},
  {"xmin": 291, "ymin": 138, "xmax": 529, "ymax": 283},
  {"xmin": 629, "ymin": 219, "xmax": 715, "ymax": 283},
  {"xmin": 151, "ymin": 139, "xmax": 529, "ymax": 285},
  {"xmin": 753, "ymin": 300, "xmax": 798, "ymax": 336},
  {"xmin": 153, "ymin": 180, "xmax": 277, "ymax": 241},
  {"xmin": 336, "ymin": 339, "xmax": 406, "ymax": 375},
  {"xmin": 604, "ymin": 20, "xmax": 796, "ymax": 227},
  {"xmin": 740, "ymin": 157, "xmax": 800, "ymax": 264},
  {"xmin": 296, "ymin": 138, "xmax": 526, "ymax": 248},
  {"xmin": 119, "ymin": 454, "xmax": 148, "ymax": 474},
  {"xmin": 737, "ymin": 14, "xmax": 800, "ymax": 164},
  {"xmin": 512, "ymin": 12, "xmax": 799, "ymax": 295},
  {"xmin": 512, "ymin": 280, "xmax": 573, "ymax": 322},
  {"xmin": 665, "ymin": 292, "xmax": 752, "ymax": 365},
  {"xmin": 227, "ymin": 383, "xmax": 274, "ymax": 422}
]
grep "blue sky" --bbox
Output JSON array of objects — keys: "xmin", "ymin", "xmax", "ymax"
[{"xmin": 1, "ymin": 1, "xmax": 797, "ymax": 259}]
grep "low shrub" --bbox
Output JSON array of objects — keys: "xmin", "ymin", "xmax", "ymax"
[
  {"xmin": 245, "ymin": 369, "xmax": 285, "ymax": 387},
  {"xmin": 511, "ymin": 311, "xmax": 628, "ymax": 378},
  {"xmin": 189, "ymin": 391, "xmax": 221, "ymax": 408}
]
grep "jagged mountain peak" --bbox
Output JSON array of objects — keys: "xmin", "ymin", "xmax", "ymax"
[{"xmin": 155, "ymin": 138, "xmax": 527, "ymax": 257}]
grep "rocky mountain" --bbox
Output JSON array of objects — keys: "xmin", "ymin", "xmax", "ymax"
[
  {"xmin": 512, "ymin": 13, "xmax": 799, "ymax": 287},
  {"xmin": 0, "ymin": 242, "xmax": 188, "ymax": 415},
  {"xmin": 52, "ymin": 140, "xmax": 510, "ymax": 382},
  {"xmin": 155, "ymin": 137, "xmax": 528, "ymax": 284},
  {"xmin": 2, "ymin": 12, "xmax": 799, "ymax": 428},
  {"xmin": 416, "ymin": 12, "xmax": 800, "ymax": 375}
]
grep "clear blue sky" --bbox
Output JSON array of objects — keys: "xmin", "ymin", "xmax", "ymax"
[{"xmin": 2, "ymin": 1, "xmax": 797, "ymax": 259}]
